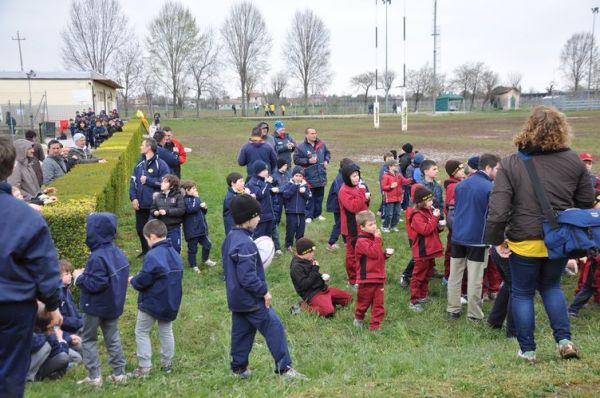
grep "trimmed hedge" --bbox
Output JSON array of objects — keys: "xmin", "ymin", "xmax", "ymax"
[{"xmin": 43, "ymin": 117, "xmax": 147, "ymax": 266}]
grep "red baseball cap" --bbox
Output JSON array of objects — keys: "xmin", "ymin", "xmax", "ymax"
[{"xmin": 580, "ymin": 152, "xmax": 594, "ymax": 162}]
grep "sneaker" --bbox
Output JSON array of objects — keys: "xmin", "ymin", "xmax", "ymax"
[
  {"xmin": 467, "ymin": 316, "xmax": 483, "ymax": 323},
  {"xmin": 204, "ymin": 259, "xmax": 217, "ymax": 267},
  {"xmin": 399, "ymin": 275, "xmax": 409, "ymax": 288},
  {"xmin": 460, "ymin": 296, "xmax": 468, "ymax": 305},
  {"xmin": 441, "ymin": 277, "xmax": 448, "ymax": 286},
  {"xmin": 381, "ymin": 227, "xmax": 391, "ymax": 233},
  {"xmin": 397, "ymin": 218, "xmax": 404, "ymax": 223},
  {"xmin": 76, "ymin": 376, "xmax": 103, "ymax": 386},
  {"xmin": 326, "ymin": 243, "xmax": 340, "ymax": 251},
  {"xmin": 517, "ymin": 350, "xmax": 536, "ymax": 365},
  {"xmin": 568, "ymin": 311, "xmax": 578, "ymax": 318},
  {"xmin": 409, "ymin": 303, "xmax": 425, "ymax": 313},
  {"xmin": 281, "ymin": 367, "xmax": 309, "ymax": 381},
  {"xmin": 353, "ymin": 318, "xmax": 364, "ymax": 328},
  {"xmin": 392, "ymin": 227, "xmax": 400, "ymax": 232},
  {"xmin": 317, "ymin": 215, "xmax": 326, "ymax": 221},
  {"xmin": 347, "ymin": 283, "xmax": 358, "ymax": 292},
  {"xmin": 192, "ymin": 266, "xmax": 200, "ymax": 274},
  {"xmin": 376, "ymin": 211, "xmax": 382, "ymax": 217},
  {"xmin": 128, "ymin": 367, "xmax": 151, "ymax": 378},
  {"xmin": 305, "ymin": 218, "xmax": 312, "ymax": 224},
  {"xmin": 287, "ymin": 246, "xmax": 295, "ymax": 254},
  {"xmin": 447, "ymin": 312, "xmax": 461, "ymax": 321},
  {"xmin": 489, "ymin": 292, "xmax": 498, "ymax": 300},
  {"xmin": 290, "ymin": 303, "xmax": 301, "ymax": 315},
  {"xmin": 558, "ymin": 339, "xmax": 580, "ymax": 360},
  {"xmin": 106, "ymin": 373, "xmax": 128, "ymax": 383},
  {"xmin": 417, "ymin": 297, "xmax": 430, "ymax": 304},
  {"xmin": 274, "ymin": 249, "xmax": 283, "ymax": 257},
  {"xmin": 161, "ymin": 364, "xmax": 173, "ymax": 374},
  {"xmin": 233, "ymin": 369, "xmax": 251, "ymax": 379}
]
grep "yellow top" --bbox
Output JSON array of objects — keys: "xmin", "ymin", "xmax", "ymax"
[{"xmin": 507, "ymin": 239, "xmax": 548, "ymax": 257}]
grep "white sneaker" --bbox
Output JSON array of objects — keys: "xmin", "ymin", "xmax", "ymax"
[
  {"xmin": 281, "ymin": 367, "xmax": 309, "ymax": 381},
  {"xmin": 204, "ymin": 259, "xmax": 217, "ymax": 267},
  {"xmin": 106, "ymin": 373, "xmax": 128, "ymax": 383},
  {"xmin": 192, "ymin": 266, "xmax": 201, "ymax": 274},
  {"xmin": 275, "ymin": 249, "xmax": 283, "ymax": 257},
  {"xmin": 317, "ymin": 215, "xmax": 326, "ymax": 221},
  {"xmin": 460, "ymin": 296, "xmax": 468, "ymax": 305},
  {"xmin": 392, "ymin": 227, "xmax": 400, "ymax": 232},
  {"xmin": 353, "ymin": 319, "xmax": 364, "ymax": 328},
  {"xmin": 77, "ymin": 376, "xmax": 102, "ymax": 386},
  {"xmin": 381, "ymin": 227, "xmax": 390, "ymax": 233},
  {"xmin": 305, "ymin": 218, "xmax": 312, "ymax": 224}
]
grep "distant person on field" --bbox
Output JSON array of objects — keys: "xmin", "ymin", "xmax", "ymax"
[
  {"xmin": 181, "ymin": 179, "xmax": 217, "ymax": 272},
  {"xmin": 290, "ymin": 237, "xmax": 352, "ymax": 317},
  {"xmin": 222, "ymin": 194, "xmax": 307, "ymax": 380},
  {"xmin": 73, "ymin": 213, "xmax": 129, "ymax": 386},
  {"xmin": 0, "ymin": 135, "xmax": 63, "ymax": 398},
  {"xmin": 129, "ymin": 220, "xmax": 184, "ymax": 378}
]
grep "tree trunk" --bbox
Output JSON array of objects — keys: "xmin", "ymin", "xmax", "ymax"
[
  {"xmin": 303, "ymin": 82, "xmax": 309, "ymax": 115},
  {"xmin": 414, "ymin": 94, "xmax": 420, "ymax": 112},
  {"xmin": 196, "ymin": 91, "xmax": 201, "ymax": 118}
]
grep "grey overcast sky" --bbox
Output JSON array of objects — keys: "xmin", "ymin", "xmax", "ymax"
[{"xmin": 0, "ymin": 0, "xmax": 599, "ymax": 97}]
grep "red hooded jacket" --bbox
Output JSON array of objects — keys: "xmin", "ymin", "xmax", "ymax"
[
  {"xmin": 338, "ymin": 164, "xmax": 369, "ymax": 237},
  {"xmin": 409, "ymin": 207, "xmax": 443, "ymax": 260},
  {"xmin": 354, "ymin": 232, "xmax": 386, "ymax": 284},
  {"xmin": 443, "ymin": 176, "xmax": 461, "ymax": 214},
  {"xmin": 381, "ymin": 171, "xmax": 411, "ymax": 203}
]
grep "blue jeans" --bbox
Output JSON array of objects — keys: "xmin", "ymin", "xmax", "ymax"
[
  {"xmin": 487, "ymin": 248, "xmax": 515, "ymax": 337},
  {"xmin": 509, "ymin": 253, "xmax": 571, "ymax": 352},
  {"xmin": 383, "ymin": 202, "xmax": 401, "ymax": 229}
]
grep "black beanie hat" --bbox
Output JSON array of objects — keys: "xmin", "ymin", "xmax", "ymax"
[
  {"xmin": 252, "ymin": 160, "xmax": 268, "ymax": 175},
  {"xmin": 230, "ymin": 194, "xmax": 261, "ymax": 225},
  {"xmin": 402, "ymin": 143, "xmax": 413, "ymax": 153},
  {"xmin": 413, "ymin": 186, "xmax": 433, "ymax": 204},
  {"xmin": 292, "ymin": 165, "xmax": 304, "ymax": 176},
  {"xmin": 277, "ymin": 158, "xmax": 287, "ymax": 169},
  {"xmin": 467, "ymin": 156, "xmax": 480, "ymax": 170},
  {"xmin": 296, "ymin": 237, "xmax": 316, "ymax": 255},
  {"xmin": 445, "ymin": 160, "xmax": 464, "ymax": 177}
]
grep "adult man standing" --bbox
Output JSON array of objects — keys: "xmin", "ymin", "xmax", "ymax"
[
  {"xmin": 238, "ymin": 126, "xmax": 277, "ymax": 175},
  {"xmin": 153, "ymin": 130, "xmax": 179, "ymax": 175},
  {"xmin": 257, "ymin": 122, "xmax": 275, "ymax": 148},
  {"xmin": 129, "ymin": 138, "xmax": 170, "ymax": 256},
  {"xmin": 446, "ymin": 153, "xmax": 500, "ymax": 321},
  {"xmin": 163, "ymin": 126, "xmax": 187, "ymax": 178},
  {"xmin": 68, "ymin": 133, "xmax": 107, "ymax": 165},
  {"xmin": 0, "ymin": 136, "xmax": 63, "ymax": 398},
  {"xmin": 272, "ymin": 120, "xmax": 295, "ymax": 167},
  {"xmin": 42, "ymin": 140, "xmax": 69, "ymax": 185},
  {"xmin": 294, "ymin": 128, "xmax": 331, "ymax": 223}
]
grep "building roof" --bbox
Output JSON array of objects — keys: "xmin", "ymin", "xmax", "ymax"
[
  {"xmin": 491, "ymin": 86, "xmax": 520, "ymax": 95},
  {"xmin": 436, "ymin": 94, "xmax": 464, "ymax": 100},
  {"xmin": 0, "ymin": 71, "xmax": 123, "ymax": 89}
]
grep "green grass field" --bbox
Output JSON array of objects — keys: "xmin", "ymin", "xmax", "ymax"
[{"xmin": 27, "ymin": 111, "xmax": 600, "ymax": 397}]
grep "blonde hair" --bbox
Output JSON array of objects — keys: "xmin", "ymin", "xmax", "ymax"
[
  {"xmin": 513, "ymin": 106, "xmax": 571, "ymax": 151},
  {"xmin": 356, "ymin": 210, "xmax": 376, "ymax": 227}
]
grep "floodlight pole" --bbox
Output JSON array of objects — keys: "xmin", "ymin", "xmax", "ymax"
[
  {"xmin": 374, "ymin": 0, "xmax": 380, "ymax": 128},
  {"xmin": 26, "ymin": 69, "xmax": 35, "ymax": 129},
  {"xmin": 588, "ymin": 7, "xmax": 599, "ymax": 98},
  {"xmin": 401, "ymin": 0, "xmax": 408, "ymax": 131}
]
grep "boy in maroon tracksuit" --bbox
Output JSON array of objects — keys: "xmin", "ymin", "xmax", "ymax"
[
  {"xmin": 408, "ymin": 186, "xmax": 444, "ymax": 313},
  {"xmin": 338, "ymin": 163, "xmax": 370, "ymax": 287},
  {"xmin": 353, "ymin": 210, "xmax": 389, "ymax": 331},
  {"xmin": 380, "ymin": 159, "xmax": 412, "ymax": 232}
]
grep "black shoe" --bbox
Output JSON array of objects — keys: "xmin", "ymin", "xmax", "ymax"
[
  {"xmin": 447, "ymin": 312, "xmax": 461, "ymax": 321},
  {"xmin": 467, "ymin": 316, "xmax": 483, "ymax": 323},
  {"xmin": 399, "ymin": 275, "xmax": 410, "ymax": 288}
]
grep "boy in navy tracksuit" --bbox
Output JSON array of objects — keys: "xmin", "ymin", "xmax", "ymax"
[
  {"xmin": 73, "ymin": 213, "xmax": 130, "ymax": 386},
  {"xmin": 58, "ymin": 260, "xmax": 83, "ymax": 335},
  {"xmin": 130, "ymin": 220, "xmax": 184, "ymax": 377},
  {"xmin": 223, "ymin": 172, "xmax": 248, "ymax": 235},
  {"xmin": 181, "ymin": 180, "xmax": 216, "ymax": 272},
  {"xmin": 246, "ymin": 160, "xmax": 275, "ymax": 239},
  {"xmin": 0, "ymin": 135, "xmax": 62, "ymax": 398},
  {"xmin": 272, "ymin": 159, "xmax": 291, "ymax": 255},
  {"xmin": 283, "ymin": 166, "xmax": 312, "ymax": 252},
  {"xmin": 222, "ymin": 194, "xmax": 306, "ymax": 380}
]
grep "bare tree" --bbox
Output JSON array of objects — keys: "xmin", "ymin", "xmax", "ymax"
[
  {"xmin": 506, "ymin": 72, "xmax": 522, "ymax": 90},
  {"xmin": 189, "ymin": 29, "xmax": 220, "ymax": 117},
  {"xmin": 406, "ymin": 64, "xmax": 433, "ymax": 111},
  {"xmin": 61, "ymin": 0, "xmax": 129, "ymax": 75},
  {"xmin": 382, "ymin": 69, "xmax": 397, "ymax": 111},
  {"xmin": 560, "ymin": 33, "xmax": 596, "ymax": 92},
  {"xmin": 221, "ymin": 1, "xmax": 271, "ymax": 117},
  {"xmin": 147, "ymin": 1, "xmax": 200, "ymax": 117},
  {"xmin": 286, "ymin": 9, "xmax": 331, "ymax": 114},
  {"xmin": 141, "ymin": 63, "xmax": 158, "ymax": 115},
  {"xmin": 452, "ymin": 62, "xmax": 485, "ymax": 111},
  {"xmin": 480, "ymin": 69, "xmax": 499, "ymax": 110},
  {"xmin": 351, "ymin": 72, "xmax": 377, "ymax": 108},
  {"xmin": 112, "ymin": 39, "xmax": 143, "ymax": 116},
  {"xmin": 271, "ymin": 72, "xmax": 289, "ymax": 102}
]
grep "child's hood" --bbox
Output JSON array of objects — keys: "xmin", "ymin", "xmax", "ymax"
[
  {"xmin": 86, "ymin": 212, "xmax": 117, "ymax": 250},
  {"xmin": 341, "ymin": 163, "xmax": 361, "ymax": 187}
]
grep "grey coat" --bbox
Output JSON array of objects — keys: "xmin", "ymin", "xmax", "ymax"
[
  {"xmin": 8, "ymin": 139, "xmax": 41, "ymax": 201},
  {"xmin": 42, "ymin": 156, "xmax": 68, "ymax": 185}
]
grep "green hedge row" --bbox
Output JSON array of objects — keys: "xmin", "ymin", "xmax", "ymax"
[{"xmin": 43, "ymin": 117, "xmax": 147, "ymax": 266}]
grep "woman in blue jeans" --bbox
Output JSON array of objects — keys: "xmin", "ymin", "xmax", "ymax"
[{"xmin": 485, "ymin": 106, "xmax": 594, "ymax": 364}]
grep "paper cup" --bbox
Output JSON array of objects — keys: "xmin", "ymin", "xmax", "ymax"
[
  {"xmin": 321, "ymin": 273, "xmax": 330, "ymax": 282},
  {"xmin": 385, "ymin": 248, "xmax": 395, "ymax": 255},
  {"xmin": 438, "ymin": 220, "xmax": 447, "ymax": 227}
]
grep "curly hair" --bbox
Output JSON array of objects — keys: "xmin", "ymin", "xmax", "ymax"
[
  {"xmin": 513, "ymin": 106, "xmax": 571, "ymax": 151},
  {"xmin": 162, "ymin": 174, "xmax": 180, "ymax": 191}
]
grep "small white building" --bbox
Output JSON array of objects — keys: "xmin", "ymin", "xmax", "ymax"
[
  {"xmin": 0, "ymin": 71, "xmax": 122, "ymax": 123},
  {"xmin": 491, "ymin": 86, "xmax": 521, "ymax": 111}
]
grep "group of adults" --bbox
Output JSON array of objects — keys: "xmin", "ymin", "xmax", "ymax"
[{"xmin": 237, "ymin": 120, "xmax": 330, "ymax": 223}]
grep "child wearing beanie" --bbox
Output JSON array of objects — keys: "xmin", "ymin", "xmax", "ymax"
[
  {"xmin": 222, "ymin": 194, "xmax": 307, "ymax": 381},
  {"xmin": 442, "ymin": 160, "xmax": 466, "ymax": 282},
  {"xmin": 246, "ymin": 160, "xmax": 276, "ymax": 239},
  {"xmin": 282, "ymin": 166, "xmax": 312, "ymax": 252},
  {"xmin": 271, "ymin": 159, "xmax": 291, "ymax": 256},
  {"xmin": 408, "ymin": 186, "xmax": 444, "ymax": 313}
]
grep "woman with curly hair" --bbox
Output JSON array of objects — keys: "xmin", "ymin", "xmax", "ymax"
[{"xmin": 485, "ymin": 106, "xmax": 594, "ymax": 364}]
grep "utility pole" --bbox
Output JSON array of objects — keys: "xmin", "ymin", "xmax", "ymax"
[
  {"xmin": 432, "ymin": 0, "xmax": 439, "ymax": 113},
  {"xmin": 384, "ymin": 0, "xmax": 391, "ymax": 113},
  {"xmin": 588, "ymin": 7, "xmax": 599, "ymax": 95},
  {"xmin": 373, "ymin": 0, "xmax": 380, "ymax": 128},
  {"xmin": 11, "ymin": 31, "xmax": 26, "ymax": 72},
  {"xmin": 26, "ymin": 70, "xmax": 35, "ymax": 129}
]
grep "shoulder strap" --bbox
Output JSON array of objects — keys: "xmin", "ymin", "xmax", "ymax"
[{"xmin": 518, "ymin": 152, "xmax": 559, "ymax": 230}]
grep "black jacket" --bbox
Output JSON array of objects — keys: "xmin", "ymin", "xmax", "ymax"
[
  {"xmin": 290, "ymin": 256, "xmax": 326, "ymax": 302},
  {"xmin": 150, "ymin": 189, "xmax": 185, "ymax": 229}
]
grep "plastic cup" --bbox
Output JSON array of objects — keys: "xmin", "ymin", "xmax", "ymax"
[
  {"xmin": 322, "ymin": 273, "xmax": 330, "ymax": 282},
  {"xmin": 385, "ymin": 248, "xmax": 395, "ymax": 255},
  {"xmin": 439, "ymin": 220, "xmax": 447, "ymax": 227}
]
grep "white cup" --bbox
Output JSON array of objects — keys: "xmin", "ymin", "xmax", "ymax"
[
  {"xmin": 299, "ymin": 187, "xmax": 306, "ymax": 193},
  {"xmin": 271, "ymin": 187, "xmax": 279, "ymax": 193},
  {"xmin": 365, "ymin": 192, "xmax": 371, "ymax": 199},
  {"xmin": 321, "ymin": 273, "xmax": 330, "ymax": 282},
  {"xmin": 200, "ymin": 202, "xmax": 207, "ymax": 208},
  {"xmin": 438, "ymin": 219, "xmax": 447, "ymax": 227},
  {"xmin": 385, "ymin": 248, "xmax": 395, "ymax": 255}
]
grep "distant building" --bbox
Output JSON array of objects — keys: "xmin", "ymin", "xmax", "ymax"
[
  {"xmin": 491, "ymin": 86, "xmax": 520, "ymax": 110},
  {"xmin": 0, "ymin": 71, "xmax": 122, "ymax": 122}
]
